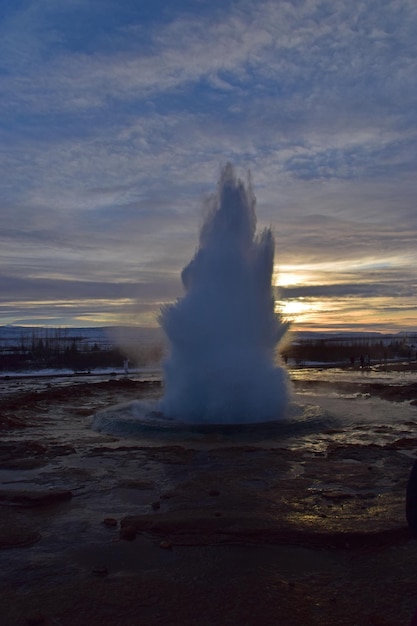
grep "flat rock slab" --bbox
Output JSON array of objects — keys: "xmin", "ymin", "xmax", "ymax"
[
  {"xmin": 120, "ymin": 440, "xmax": 412, "ymax": 549},
  {"xmin": 0, "ymin": 508, "xmax": 42, "ymax": 548},
  {"xmin": 0, "ymin": 527, "xmax": 41, "ymax": 549},
  {"xmin": 122, "ymin": 508, "xmax": 411, "ymax": 549},
  {"xmin": 0, "ymin": 488, "xmax": 72, "ymax": 507}
]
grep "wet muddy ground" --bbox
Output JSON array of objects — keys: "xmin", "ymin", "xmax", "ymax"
[{"xmin": 1, "ymin": 371, "xmax": 417, "ymax": 625}]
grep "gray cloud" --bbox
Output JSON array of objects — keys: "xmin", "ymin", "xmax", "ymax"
[
  {"xmin": 280, "ymin": 278, "xmax": 416, "ymax": 300},
  {"xmin": 0, "ymin": 0, "xmax": 416, "ymax": 330}
]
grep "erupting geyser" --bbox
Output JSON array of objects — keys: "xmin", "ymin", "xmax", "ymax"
[{"xmin": 159, "ymin": 164, "xmax": 289, "ymax": 424}]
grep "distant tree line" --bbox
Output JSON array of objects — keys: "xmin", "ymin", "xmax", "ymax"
[
  {"xmin": 280, "ymin": 337, "xmax": 416, "ymax": 366},
  {"xmin": 0, "ymin": 329, "xmax": 163, "ymax": 372},
  {"xmin": 1, "ymin": 328, "xmax": 416, "ymax": 371}
]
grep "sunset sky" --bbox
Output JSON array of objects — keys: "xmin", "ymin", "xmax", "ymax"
[{"xmin": 1, "ymin": 0, "xmax": 416, "ymax": 333}]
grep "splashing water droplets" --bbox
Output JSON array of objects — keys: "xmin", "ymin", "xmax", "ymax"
[{"xmin": 159, "ymin": 164, "xmax": 289, "ymax": 424}]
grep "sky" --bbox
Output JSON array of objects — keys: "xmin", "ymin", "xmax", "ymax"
[{"xmin": 1, "ymin": 0, "xmax": 416, "ymax": 334}]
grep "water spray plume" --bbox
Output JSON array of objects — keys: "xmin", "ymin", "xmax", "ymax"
[{"xmin": 159, "ymin": 163, "xmax": 289, "ymax": 424}]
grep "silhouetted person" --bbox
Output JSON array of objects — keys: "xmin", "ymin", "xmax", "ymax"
[
  {"xmin": 406, "ymin": 459, "xmax": 417, "ymax": 625},
  {"xmin": 406, "ymin": 458, "xmax": 417, "ymax": 536}
]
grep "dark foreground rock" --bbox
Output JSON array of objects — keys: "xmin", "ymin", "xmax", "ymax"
[
  {"xmin": 0, "ymin": 488, "xmax": 73, "ymax": 507},
  {"xmin": 121, "ymin": 509, "xmax": 411, "ymax": 549},
  {"xmin": 0, "ymin": 527, "xmax": 41, "ymax": 549}
]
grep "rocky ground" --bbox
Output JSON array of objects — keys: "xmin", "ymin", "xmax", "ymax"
[{"xmin": 1, "ymin": 373, "xmax": 417, "ymax": 625}]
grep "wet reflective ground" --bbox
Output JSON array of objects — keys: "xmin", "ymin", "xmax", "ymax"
[{"xmin": 0, "ymin": 368, "xmax": 417, "ymax": 625}]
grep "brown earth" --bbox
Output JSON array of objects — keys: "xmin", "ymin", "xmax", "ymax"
[{"xmin": 0, "ymin": 375, "xmax": 417, "ymax": 625}]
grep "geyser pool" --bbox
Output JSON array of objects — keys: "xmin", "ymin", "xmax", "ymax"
[{"xmin": 159, "ymin": 163, "xmax": 289, "ymax": 424}]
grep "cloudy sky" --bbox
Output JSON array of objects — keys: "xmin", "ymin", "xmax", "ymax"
[{"xmin": 1, "ymin": 0, "xmax": 416, "ymax": 333}]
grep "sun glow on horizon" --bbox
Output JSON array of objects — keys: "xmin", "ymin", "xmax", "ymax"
[
  {"xmin": 275, "ymin": 266, "xmax": 313, "ymax": 288},
  {"xmin": 275, "ymin": 293, "xmax": 417, "ymax": 333},
  {"xmin": 277, "ymin": 298, "xmax": 327, "ymax": 327}
]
